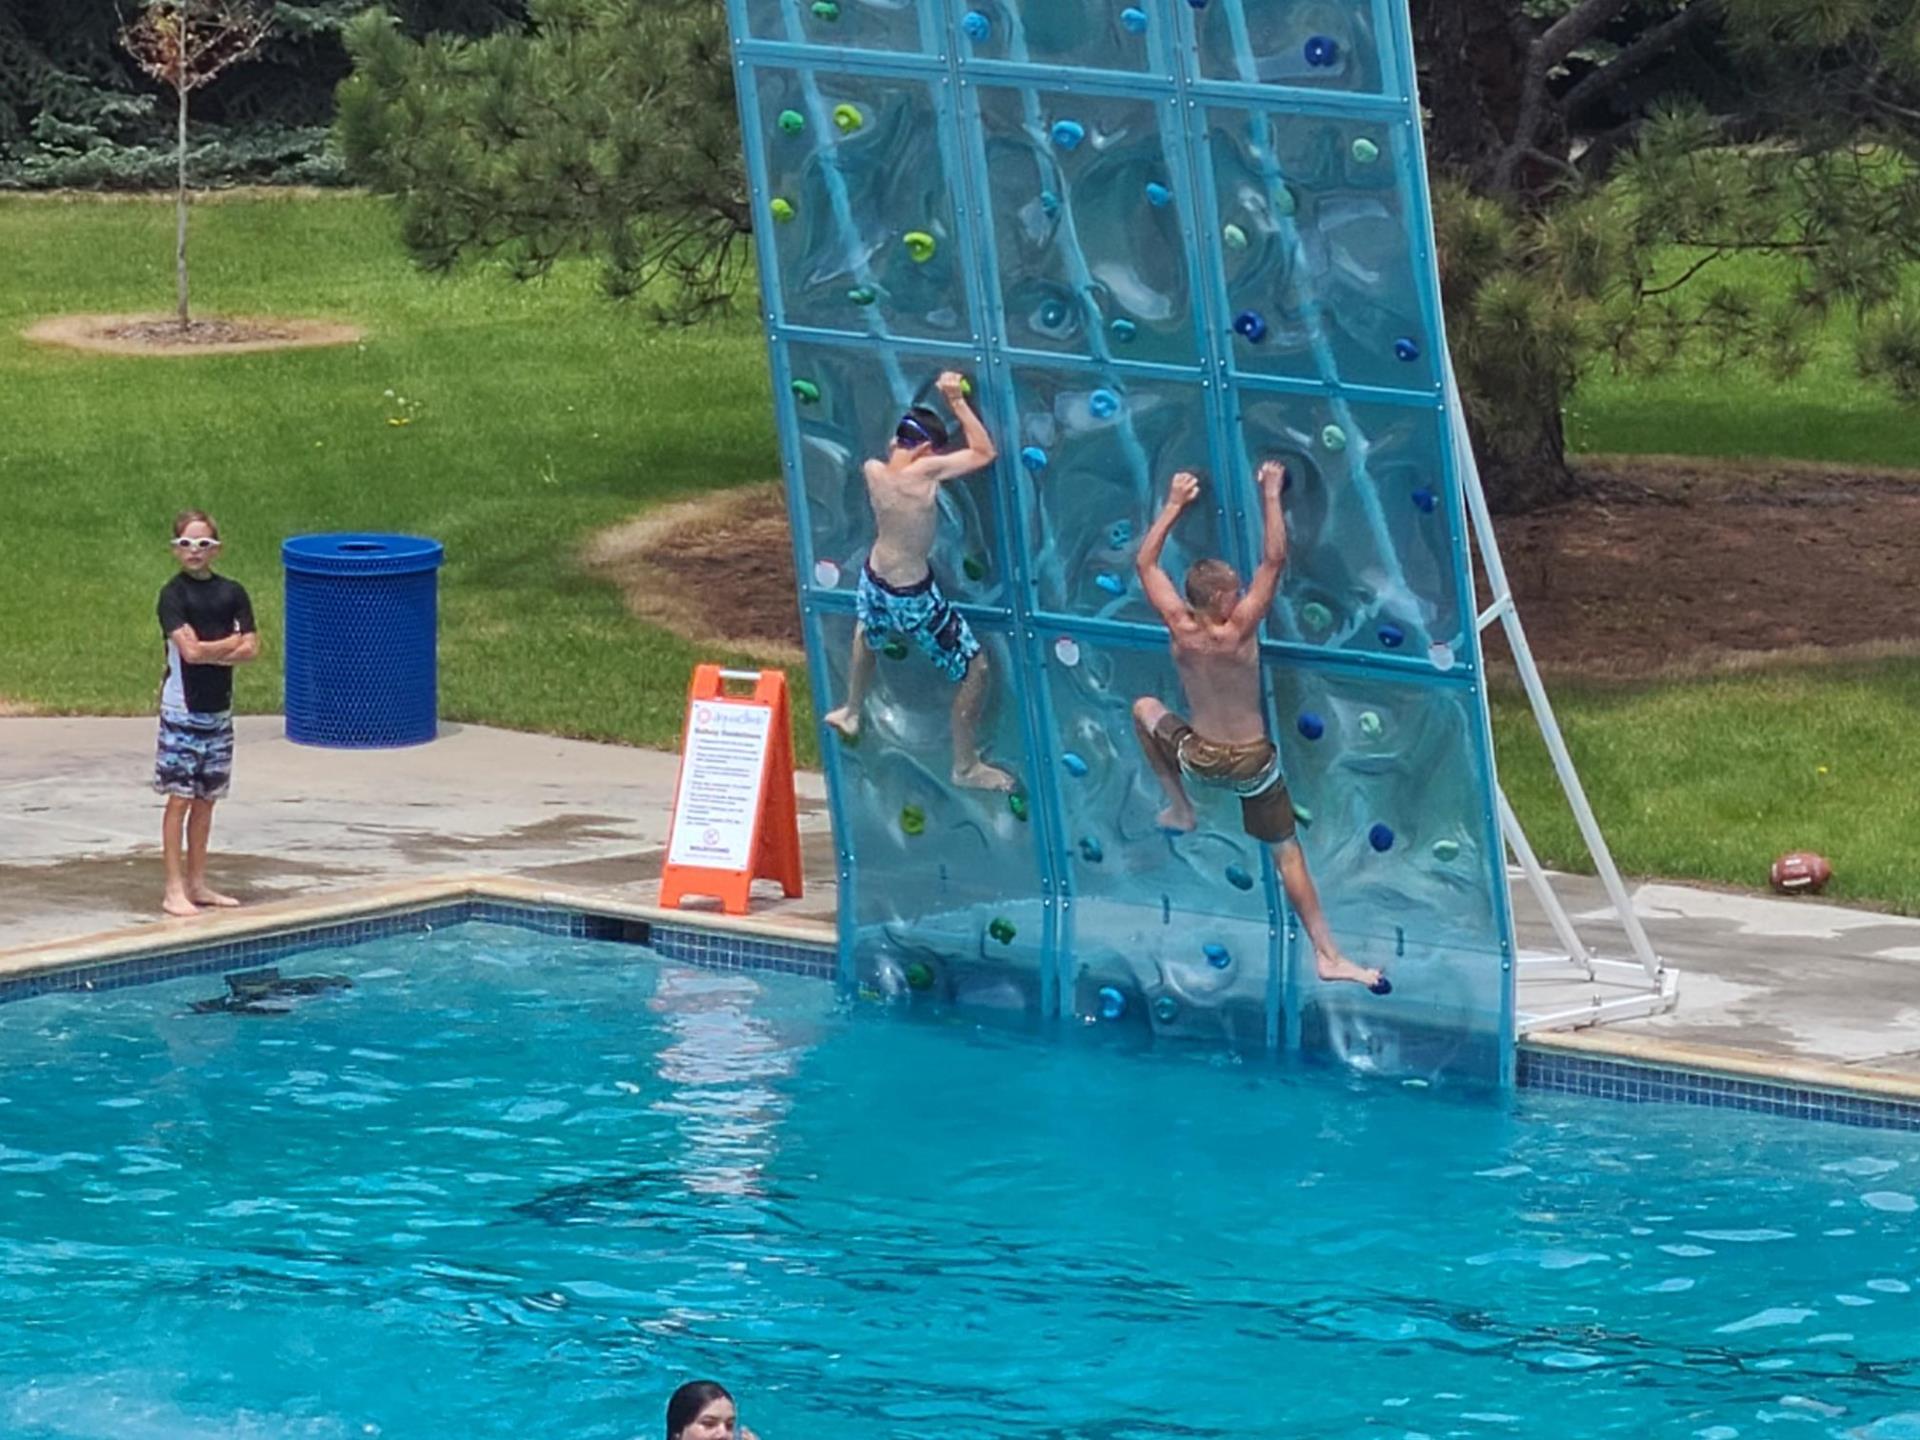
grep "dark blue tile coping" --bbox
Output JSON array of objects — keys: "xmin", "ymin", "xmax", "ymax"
[{"xmin": 8, "ymin": 901, "xmax": 1920, "ymax": 1132}]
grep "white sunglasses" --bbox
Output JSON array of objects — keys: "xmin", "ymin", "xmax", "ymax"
[{"xmin": 171, "ymin": 536, "xmax": 222, "ymax": 552}]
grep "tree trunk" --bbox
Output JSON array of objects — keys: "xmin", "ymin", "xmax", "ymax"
[
  {"xmin": 175, "ymin": 75, "xmax": 189, "ymax": 330},
  {"xmin": 1410, "ymin": 0, "xmax": 1531, "ymax": 185},
  {"xmin": 1472, "ymin": 404, "xmax": 1587, "ymax": 515}
]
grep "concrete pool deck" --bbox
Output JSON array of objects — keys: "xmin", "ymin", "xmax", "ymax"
[{"xmin": 5, "ymin": 715, "xmax": 1920, "ymax": 1095}]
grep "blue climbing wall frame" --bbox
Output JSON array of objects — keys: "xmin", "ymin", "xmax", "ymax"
[{"xmin": 727, "ymin": 0, "xmax": 1517, "ymax": 1087}]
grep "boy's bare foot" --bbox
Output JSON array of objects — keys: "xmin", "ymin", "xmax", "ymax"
[
  {"xmin": 953, "ymin": 761, "xmax": 1016, "ymax": 792},
  {"xmin": 188, "ymin": 888, "xmax": 242, "ymax": 909},
  {"xmin": 824, "ymin": 707, "xmax": 861, "ymax": 743},
  {"xmin": 1155, "ymin": 803, "xmax": 1198, "ymax": 833},
  {"xmin": 162, "ymin": 893, "xmax": 201, "ymax": 917},
  {"xmin": 1315, "ymin": 948, "xmax": 1392, "ymax": 996}
]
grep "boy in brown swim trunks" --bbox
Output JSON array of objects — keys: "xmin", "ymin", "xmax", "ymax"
[{"xmin": 1131, "ymin": 463, "xmax": 1389, "ymax": 995}]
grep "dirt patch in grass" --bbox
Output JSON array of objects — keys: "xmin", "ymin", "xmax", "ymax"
[
  {"xmin": 590, "ymin": 458, "xmax": 1920, "ymax": 679},
  {"xmin": 0, "ymin": 697, "xmax": 37, "ymax": 717},
  {"xmin": 24, "ymin": 313, "xmax": 363, "ymax": 357}
]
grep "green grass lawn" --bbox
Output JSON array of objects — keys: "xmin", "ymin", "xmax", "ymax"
[
  {"xmin": 5, "ymin": 193, "xmax": 1916, "ymax": 911},
  {"xmin": 0, "ymin": 192, "xmax": 781, "ymax": 749}
]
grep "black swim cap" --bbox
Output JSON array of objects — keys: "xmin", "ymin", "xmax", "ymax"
[{"xmin": 896, "ymin": 406, "xmax": 950, "ymax": 450}]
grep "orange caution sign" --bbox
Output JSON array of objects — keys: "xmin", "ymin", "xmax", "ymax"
[{"xmin": 659, "ymin": 666, "xmax": 804, "ymax": 915}]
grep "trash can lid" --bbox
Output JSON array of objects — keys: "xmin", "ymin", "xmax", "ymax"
[{"xmin": 282, "ymin": 533, "xmax": 444, "ymax": 576}]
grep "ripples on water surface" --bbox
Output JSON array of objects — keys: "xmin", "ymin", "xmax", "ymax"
[{"xmin": 0, "ymin": 923, "xmax": 1917, "ymax": 1438}]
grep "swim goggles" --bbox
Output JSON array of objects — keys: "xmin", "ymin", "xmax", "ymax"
[
  {"xmin": 895, "ymin": 414, "xmax": 940, "ymax": 447},
  {"xmin": 171, "ymin": 536, "xmax": 222, "ymax": 552}
]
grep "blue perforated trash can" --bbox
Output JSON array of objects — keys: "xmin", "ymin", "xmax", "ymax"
[{"xmin": 283, "ymin": 533, "xmax": 444, "ymax": 748}]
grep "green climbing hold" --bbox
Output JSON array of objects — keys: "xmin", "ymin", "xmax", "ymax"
[
  {"xmin": 848, "ymin": 285, "xmax": 877, "ymax": 305},
  {"xmin": 778, "ymin": 109, "xmax": 805, "ymax": 136},
  {"xmin": 882, "ymin": 638, "xmax": 909, "ymax": 661},
  {"xmin": 1352, "ymin": 137, "xmax": 1380, "ymax": 164},
  {"xmin": 1321, "ymin": 424, "xmax": 1348, "ymax": 452},
  {"xmin": 1274, "ymin": 185, "xmax": 1297, "ymax": 218},
  {"xmin": 1432, "ymin": 839, "xmax": 1461, "ymax": 862},
  {"xmin": 1008, "ymin": 792, "xmax": 1030, "ymax": 823},
  {"xmin": 904, "ymin": 959, "xmax": 935, "ymax": 991},
  {"xmin": 1223, "ymin": 223, "xmax": 1248, "ymax": 250},
  {"xmin": 770, "ymin": 197, "xmax": 795, "ymax": 223},
  {"xmin": 1301, "ymin": 601, "xmax": 1333, "ymax": 634},
  {"xmin": 790, "ymin": 379, "xmax": 820, "ymax": 405},
  {"xmin": 833, "ymin": 103, "xmax": 863, "ymax": 134},
  {"xmin": 900, "ymin": 805, "xmax": 926, "ymax": 837},
  {"xmin": 1358, "ymin": 711, "xmax": 1384, "ymax": 741},
  {"xmin": 1292, "ymin": 803, "xmax": 1314, "ymax": 827},
  {"xmin": 904, "ymin": 230, "xmax": 937, "ymax": 263},
  {"xmin": 811, "ymin": 1, "xmax": 839, "ymax": 19},
  {"xmin": 988, "ymin": 917, "xmax": 1018, "ymax": 946},
  {"xmin": 962, "ymin": 554, "xmax": 988, "ymax": 582}
]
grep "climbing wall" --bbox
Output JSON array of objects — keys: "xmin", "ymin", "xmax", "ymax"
[{"xmin": 727, "ymin": 0, "xmax": 1516, "ymax": 1085}]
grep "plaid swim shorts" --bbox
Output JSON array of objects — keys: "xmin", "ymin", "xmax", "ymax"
[{"xmin": 153, "ymin": 708, "xmax": 235, "ymax": 801}]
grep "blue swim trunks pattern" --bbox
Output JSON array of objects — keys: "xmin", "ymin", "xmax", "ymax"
[
  {"xmin": 857, "ymin": 564, "xmax": 980, "ymax": 683},
  {"xmin": 153, "ymin": 708, "xmax": 235, "ymax": 801}
]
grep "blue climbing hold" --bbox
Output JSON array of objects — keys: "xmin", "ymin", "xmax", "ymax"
[
  {"xmin": 1107, "ymin": 519, "xmax": 1133, "ymax": 549},
  {"xmin": 1098, "ymin": 986, "xmax": 1128, "ymax": 1021},
  {"xmin": 1110, "ymin": 318, "xmax": 1138, "ymax": 343},
  {"xmin": 1039, "ymin": 299, "xmax": 1069, "ymax": 329},
  {"xmin": 1395, "ymin": 337, "xmax": 1422, "ymax": 362},
  {"xmin": 1379, "ymin": 624, "xmax": 1406, "ymax": 649},
  {"xmin": 1233, "ymin": 309, "xmax": 1269, "ymax": 344},
  {"xmin": 1152, "ymin": 995, "xmax": 1180, "ymax": 1024},
  {"xmin": 1412, "ymin": 488, "xmax": 1438, "ymax": 514},
  {"xmin": 1079, "ymin": 836, "xmax": 1104, "ymax": 863},
  {"xmin": 1225, "ymin": 864, "xmax": 1254, "ymax": 892},
  {"xmin": 961, "ymin": 9, "xmax": 990, "ymax": 40},
  {"xmin": 1021, "ymin": 446, "xmax": 1049, "ymax": 472},
  {"xmin": 1186, "ymin": 0, "xmax": 1207, "ymax": 8},
  {"xmin": 1040, "ymin": 190, "xmax": 1061, "ymax": 217},
  {"xmin": 1051, "ymin": 120, "xmax": 1086, "ymax": 151},
  {"xmin": 1297, "ymin": 712, "xmax": 1325, "ymax": 741},
  {"xmin": 1062, "ymin": 752, "xmax": 1090, "ymax": 778},
  {"xmin": 1305, "ymin": 35, "xmax": 1339, "ymax": 67},
  {"xmin": 1120, "ymin": 6, "xmax": 1147, "ymax": 32},
  {"xmin": 1369, "ymin": 823, "xmax": 1396, "ymax": 853},
  {"xmin": 1204, "ymin": 943, "xmax": 1233, "ymax": 970},
  {"xmin": 1094, "ymin": 572, "xmax": 1126, "ymax": 596},
  {"xmin": 1145, "ymin": 182, "xmax": 1172, "ymax": 208},
  {"xmin": 1089, "ymin": 388, "xmax": 1120, "ymax": 419}
]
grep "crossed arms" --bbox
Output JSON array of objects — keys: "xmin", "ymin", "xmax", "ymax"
[
  {"xmin": 1135, "ymin": 461, "xmax": 1289, "ymax": 636},
  {"xmin": 169, "ymin": 627, "xmax": 259, "ymax": 666}
]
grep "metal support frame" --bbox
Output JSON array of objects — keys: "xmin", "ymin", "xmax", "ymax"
[{"xmin": 1445, "ymin": 361, "xmax": 1680, "ymax": 1035}]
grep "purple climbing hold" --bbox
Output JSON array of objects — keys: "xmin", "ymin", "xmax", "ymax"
[
  {"xmin": 1233, "ymin": 310, "xmax": 1269, "ymax": 344},
  {"xmin": 1412, "ymin": 488, "xmax": 1438, "ymax": 514},
  {"xmin": 1297, "ymin": 712, "xmax": 1325, "ymax": 741},
  {"xmin": 1369, "ymin": 823, "xmax": 1396, "ymax": 853},
  {"xmin": 1395, "ymin": 337, "xmax": 1422, "ymax": 362},
  {"xmin": 1146, "ymin": 182, "xmax": 1173, "ymax": 208},
  {"xmin": 1305, "ymin": 35, "xmax": 1339, "ymax": 67},
  {"xmin": 1051, "ymin": 120, "xmax": 1086, "ymax": 151},
  {"xmin": 1379, "ymin": 624, "xmax": 1406, "ymax": 649},
  {"xmin": 1121, "ymin": 6, "xmax": 1147, "ymax": 32}
]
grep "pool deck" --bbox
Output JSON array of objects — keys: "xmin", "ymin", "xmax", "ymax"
[{"xmin": 5, "ymin": 715, "xmax": 1920, "ymax": 1099}]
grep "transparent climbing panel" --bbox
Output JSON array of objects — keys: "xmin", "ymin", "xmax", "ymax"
[{"xmin": 727, "ymin": 0, "xmax": 1515, "ymax": 1085}]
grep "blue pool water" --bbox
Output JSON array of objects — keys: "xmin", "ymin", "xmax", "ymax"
[{"xmin": 1, "ymin": 923, "xmax": 1918, "ymax": 1439}]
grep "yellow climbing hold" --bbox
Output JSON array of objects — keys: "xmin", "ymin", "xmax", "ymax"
[
  {"xmin": 833, "ymin": 103, "xmax": 863, "ymax": 134},
  {"xmin": 904, "ymin": 230, "xmax": 937, "ymax": 263}
]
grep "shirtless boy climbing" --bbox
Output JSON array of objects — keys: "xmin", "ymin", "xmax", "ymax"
[
  {"xmin": 824, "ymin": 371, "xmax": 1012, "ymax": 792},
  {"xmin": 1131, "ymin": 462, "xmax": 1390, "ymax": 996}
]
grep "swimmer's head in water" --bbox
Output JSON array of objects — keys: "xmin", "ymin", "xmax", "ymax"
[
  {"xmin": 667, "ymin": 1381, "xmax": 737, "ymax": 1440},
  {"xmin": 1184, "ymin": 557, "xmax": 1243, "ymax": 621},
  {"xmin": 894, "ymin": 406, "xmax": 951, "ymax": 456}
]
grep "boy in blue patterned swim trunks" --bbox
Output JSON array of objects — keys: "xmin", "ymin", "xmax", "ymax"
[
  {"xmin": 824, "ymin": 371, "xmax": 1013, "ymax": 791},
  {"xmin": 154, "ymin": 510, "xmax": 260, "ymax": 916}
]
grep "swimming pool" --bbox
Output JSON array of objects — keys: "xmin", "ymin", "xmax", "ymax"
[{"xmin": 2, "ymin": 922, "xmax": 1917, "ymax": 1439}]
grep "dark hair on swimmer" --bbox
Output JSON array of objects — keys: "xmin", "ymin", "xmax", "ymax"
[
  {"xmin": 1184, "ymin": 557, "xmax": 1241, "ymax": 613},
  {"xmin": 895, "ymin": 406, "xmax": 950, "ymax": 451},
  {"xmin": 172, "ymin": 509, "xmax": 220, "ymax": 540},
  {"xmin": 666, "ymin": 1380, "xmax": 733, "ymax": 1440}
]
